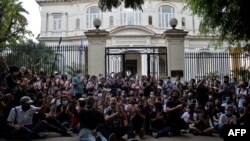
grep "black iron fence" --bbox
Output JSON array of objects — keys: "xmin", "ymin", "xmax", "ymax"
[
  {"xmin": 0, "ymin": 45, "xmax": 87, "ymax": 76},
  {"xmin": 185, "ymin": 52, "xmax": 250, "ymax": 82},
  {"xmin": 1, "ymin": 45, "xmax": 250, "ymax": 81}
]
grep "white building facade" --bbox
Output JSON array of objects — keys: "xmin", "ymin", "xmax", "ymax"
[{"xmin": 36, "ymin": 0, "xmax": 230, "ymax": 79}]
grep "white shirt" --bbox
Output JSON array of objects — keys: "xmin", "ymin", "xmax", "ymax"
[
  {"xmin": 236, "ymin": 88, "xmax": 249, "ymax": 108},
  {"xmin": 7, "ymin": 105, "xmax": 39, "ymax": 126},
  {"xmin": 181, "ymin": 112, "xmax": 198, "ymax": 122},
  {"xmin": 219, "ymin": 113, "xmax": 237, "ymax": 125}
]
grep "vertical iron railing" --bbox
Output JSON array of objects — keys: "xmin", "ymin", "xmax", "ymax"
[
  {"xmin": 185, "ymin": 52, "xmax": 250, "ymax": 82},
  {"xmin": 0, "ymin": 45, "xmax": 87, "ymax": 76}
]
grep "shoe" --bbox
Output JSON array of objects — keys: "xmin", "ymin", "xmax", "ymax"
[
  {"xmin": 61, "ymin": 131, "xmax": 72, "ymax": 137},
  {"xmin": 181, "ymin": 130, "xmax": 187, "ymax": 134},
  {"xmin": 32, "ymin": 133, "xmax": 47, "ymax": 139},
  {"xmin": 128, "ymin": 139, "xmax": 139, "ymax": 141},
  {"xmin": 138, "ymin": 128, "xmax": 145, "ymax": 139},
  {"xmin": 96, "ymin": 136, "xmax": 102, "ymax": 141},
  {"xmin": 168, "ymin": 132, "xmax": 173, "ymax": 137},
  {"xmin": 108, "ymin": 133, "xmax": 116, "ymax": 141},
  {"xmin": 152, "ymin": 132, "xmax": 157, "ymax": 138}
]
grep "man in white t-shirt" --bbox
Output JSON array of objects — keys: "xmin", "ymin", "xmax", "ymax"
[{"xmin": 7, "ymin": 96, "xmax": 69, "ymax": 139}]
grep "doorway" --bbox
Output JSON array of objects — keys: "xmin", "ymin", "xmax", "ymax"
[{"xmin": 125, "ymin": 60, "xmax": 137, "ymax": 76}]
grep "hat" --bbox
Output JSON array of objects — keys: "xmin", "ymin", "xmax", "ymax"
[{"xmin": 20, "ymin": 96, "xmax": 33, "ymax": 104}]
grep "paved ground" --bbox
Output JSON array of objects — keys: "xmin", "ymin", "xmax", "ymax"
[{"xmin": 0, "ymin": 132, "xmax": 222, "ymax": 141}]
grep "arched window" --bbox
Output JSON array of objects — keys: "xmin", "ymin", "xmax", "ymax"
[
  {"xmin": 158, "ymin": 5, "xmax": 175, "ymax": 28},
  {"xmin": 75, "ymin": 18, "xmax": 80, "ymax": 29},
  {"xmin": 109, "ymin": 16, "xmax": 114, "ymax": 26},
  {"xmin": 120, "ymin": 7, "xmax": 141, "ymax": 25},
  {"xmin": 148, "ymin": 15, "xmax": 152, "ymax": 25},
  {"xmin": 86, "ymin": 6, "xmax": 102, "ymax": 28},
  {"xmin": 182, "ymin": 17, "xmax": 186, "ymax": 27}
]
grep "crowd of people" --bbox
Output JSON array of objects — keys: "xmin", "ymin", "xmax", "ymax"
[{"xmin": 0, "ymin": 66, "xmax": 250, "ymax": 141}]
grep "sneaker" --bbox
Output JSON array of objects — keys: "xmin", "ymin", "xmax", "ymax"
[
  {"xmin": 168, "ymin": 132, "xmax": 173, "ymax": 137},
  {"xmin": 181, "ymin": 130, "xmax": 187, "ymax": 134},
  {"xmin": 108, "ymin": 133, "xmax": 116, "ymax": 141},
  {"xmin": 128, "ymin": 139, "xmax": 139, "ymax": 141},
  {"xmin": 137, "ymin": 128, "xmax": 145, "ymax": 139},
  {"xmin": 152, "ymin": 132, "xmax": 158, "ymax": 138},
  {"xmin": 61, "ymin": 131, "xmax": 72, "ymax": 137},
  {"xmin": 32, "ymin": 133, "xmax": 47, "ymax": 139},
  {"xmin": 96, "ymin": 136, "xmax": 102, "ymax": 141}
]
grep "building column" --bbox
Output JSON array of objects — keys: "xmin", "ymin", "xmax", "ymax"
[
  {"xmin": 141, "ymin": 54, "xmax": 147, "ymax": 76},
  {"xmin": 84, "ymin": 30, "xmax": 109, "ymax": 76},
  {"xmin": 162, "ymin": 18, "xmax": 188, "ymax": 80}
]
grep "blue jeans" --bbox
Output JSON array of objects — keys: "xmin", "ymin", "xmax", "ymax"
[
  {"xmin": 79, "ymin": 128, "xmax": 107, "ymax": 141},
  {"xmin": 151, "ymin": 126, "xmax": 171, "ymax": 137}
]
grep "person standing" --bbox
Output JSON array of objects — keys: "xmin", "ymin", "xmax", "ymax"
[{"xmin": 72, "ymin": 70, "xmax": 84, "ymax": 100}]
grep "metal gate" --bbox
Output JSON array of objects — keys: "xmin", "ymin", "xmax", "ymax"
[{"xmin": 105, "ymin": 46, "xmax": 167, "ymax": 78}]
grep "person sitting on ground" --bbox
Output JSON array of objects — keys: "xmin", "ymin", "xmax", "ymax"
[
  {"xmin": 150, "ymin": 102, "xmax": 171, "ymax": 138},
  {"xmin": 102, "ymin": 97, "xmax": 136, "ymax": 141},
  {"xmin": 218, "ymin": 105, "xmax": 237, "ymax": 138},
  {"xmin": 79, "ymin": 96, "xmax": 107, "ymax": 141},
  {"xmin": 6, "ymin": 96, "xmax": 70, "ymax": 139},
  {"xmin": 190, "ymin": 107, "xmax": 215, "ymax": 136}
]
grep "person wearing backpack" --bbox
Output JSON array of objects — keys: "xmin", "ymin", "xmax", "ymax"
[{"xmin": 6, "ymin": 96, "xmax": 70, "ymax": 139}]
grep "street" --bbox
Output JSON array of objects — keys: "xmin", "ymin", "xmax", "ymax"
[{"xmin": 0, "ymin": 132, "xmax": 222, "ymax": 141}]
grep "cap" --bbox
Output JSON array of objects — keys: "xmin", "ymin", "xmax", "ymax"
[{"xmin": 20, "ymin": 96, "xmax": 33, "ymax": 104}]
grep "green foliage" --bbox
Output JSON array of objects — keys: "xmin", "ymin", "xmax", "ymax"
[
  {"xmin": 185, "ymin": 0, "xmax": 250, "ymax": 47},
  {"xmin": 98, "ymin": 0, "xmax": 144, "ymax": 11},
  {"xmin": 0, "ymin": 0, "xmax": 31, "ymax": 46},
  {"xmin": 98, "ymin": 0, "xmax": 250, "ymax": 48},
  {"xmin": 204, "ymin": 71, "xmax": 220, "ymax": 80},
  {"xmin": 232, "ymin": 67, "xmax": 250, "ymax": 81},
  {"xmin": 0, "ymin": 41, "xmax": 57, "ymax": 73}
]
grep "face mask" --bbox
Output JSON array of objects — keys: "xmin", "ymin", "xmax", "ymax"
[
  {"xmin": 62, "ymin": 101, "xmax": 68, "ymax": 105},
  {"xmin": 172, "ymin": 96, "xmax": 178, "ymax": 101},
  {"xmin": 163, "ymin": 95, "xmax": 167, "ymax": 99},
  {"xmin": 225, "ymin": 110, "xmax": 232, "ymax": 117},
  {"xmin": 138, "ymin": 105, "xmax": 144, "ymax": 109},
  {"xmin": 153, "ymin": 108, "xmax": 156, "ymax": 112},
  {"xmin": 111, "ymin": 102, "xmax": 116, "ymax": 108},
  {"xmin": 188, "ymin": 95, "xmax": 193, "ymax": 99}
]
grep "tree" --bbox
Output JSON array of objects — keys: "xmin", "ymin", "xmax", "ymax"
[
  {"xmin": 98, "ymin": 0, "xmax": 144, "ymax": 11},
  {"xmin": 0, "ymin": 0, "xmax": 31, "ymax": 46},
  {"xmin": 186, "ymin": 0, "xmax": 250, "ymax": 47},
  {"xmin": 98, "ymin": 0, "xmax": 250, "ymax": 47},
  {"xmin": 0, "ymin": 40, "xmax": 57, "ymax": 73}
]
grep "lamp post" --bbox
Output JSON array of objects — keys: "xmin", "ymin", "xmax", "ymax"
[
  {"xmin": 170, "ymin": 18, "xmax": 178, "ymax": 29},
  {"xmin": 93, "ymin": 18, "xmax": 101, "ymax": 31}
]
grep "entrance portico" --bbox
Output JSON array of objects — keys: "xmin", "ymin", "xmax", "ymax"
[{"xmin": 85, "ymin": 20, "xmax": 187, "ymax": 79}]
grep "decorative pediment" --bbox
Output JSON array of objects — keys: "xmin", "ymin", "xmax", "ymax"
[{"xmin": 110, "ymin": 26, "xmax": 155, "ymax": 37}]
